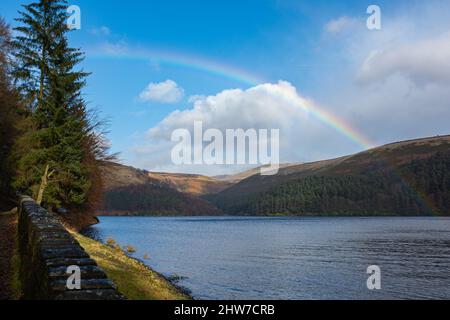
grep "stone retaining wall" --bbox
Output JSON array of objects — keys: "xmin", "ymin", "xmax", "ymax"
[{"xmin": 18, "ymin": 196, "xmax": 123, "ymax": 300}]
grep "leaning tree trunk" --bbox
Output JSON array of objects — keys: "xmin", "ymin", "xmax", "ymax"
[{"xmin": 36, "ymin": 164, "xmax": 54, "ymax": 205}]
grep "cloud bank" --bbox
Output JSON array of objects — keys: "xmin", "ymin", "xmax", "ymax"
[
  {"xmin": 357, "ymin": 32, "xmax": 450, "ymax": 86},
  {"xmin": 132, "ymin": 81, "xmax": 360, "ymax": 175},
  {"xmin": 322, "ymin": 5, "xmax": 450, "ymax": 144},
  {"xmin": 128, "ymin": 3, "xmax": 450, "ymax": 175}
]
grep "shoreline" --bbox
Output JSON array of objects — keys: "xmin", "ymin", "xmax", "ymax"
[
  {"xmin": 73, "ymin": 232, "xmax": 191, "ymax": 300},
  {"xmin": 122, "ymin": 253, "xmax": 194, "ymax": 299},
  {"xmin": 78, "ymin": 227, "xmax": 194, "ymax": 299},
  {"xmin": 95, "ymin": 214, "xmax": 450, "ymax": 218}
]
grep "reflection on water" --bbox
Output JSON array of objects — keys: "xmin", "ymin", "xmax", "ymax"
[{"xmin": 82, "ymin": 216, "xmax": 450, "ymax": 300}]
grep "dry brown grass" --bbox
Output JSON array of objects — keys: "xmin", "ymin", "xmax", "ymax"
[{"xmin": 148, "ymin": 172, "xmax": 231, "ymax": 195}]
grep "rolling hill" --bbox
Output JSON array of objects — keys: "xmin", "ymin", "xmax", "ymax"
[
  {"xmin": 213, "ymin": 164, "xmax": 296, "ymax": 184},
  {"xmin": 99, "ymin": 162, "xmax": 222, "ymax": 216},
  {"xmin": 207, "ymin": 135, "xmax": 450, "ymax": 216},
  {"xmin": 147, "ymin": 172, "xmax": 231, "ymax": 196},
  {"xmin": 98, "ymin": 135, "xmax": 449, "ymax": 217}
]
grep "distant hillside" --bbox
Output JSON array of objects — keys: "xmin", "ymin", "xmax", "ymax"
[
  {"xmin": 148, "ymin": 172, "xmax": 231, "ymax": 196},
  {"xmin": 101, "ymin": 162, "xmax": 152, "ymax": 190},
  {"xmin": 99, "ymin": 163, "xmax": 221, "ymax": 216},
  {"xmin": 214, "ymin": 164, "xmax": 295, "ymax": 184},
  {"xmin": 207, "ymin": 135, "xmax": 450, "ymax": 216}
]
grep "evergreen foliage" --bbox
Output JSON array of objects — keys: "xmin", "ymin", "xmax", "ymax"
[
  {"xmin": 10, "ymin": 0, "xmax": 112, "ymax": 216},
  {"xmin": 212, "ymin": 151, "xmax": 450, "ymax": 216},
  {"xmin": 0, "ymin": 18, "xmax": 21, "ymax": 199},
  {"xmin": 102, "ymin": 183, "xmax": 221, "ymax": 216}
]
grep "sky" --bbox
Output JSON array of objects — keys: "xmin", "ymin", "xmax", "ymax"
[{"xmin": 2, "ymin": 0, "xmax": 450, "ymax": 175}]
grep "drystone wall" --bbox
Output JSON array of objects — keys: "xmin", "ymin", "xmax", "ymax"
[{"xmin": 18, "ymin": 196, "xmax": 123, "ymax": 300}]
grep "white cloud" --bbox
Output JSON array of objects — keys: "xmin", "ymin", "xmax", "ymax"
[
  {"xmin": 131, "ymin": 81, "xmax": 360, "ymax": 175},
  {"xmin": 139, "ymin": 80, "xmax": 185, "ymax": 104},
  {"xmin": 357, "ymin": 32, "xmax": 450, "ymax": 86},
  {"xmin": 125, "ymin": 2, "xmax": 450, "ymax": 174},
  {"xmin": 324, "ymin": 16, "xmax": 360, "ymax": 34},
  {"xmin": 319, "ymin": 9, "xmax": 450, "ymax": 145},
  {"xmin": 147, "ymin": 81, "xmax": 302, "ymax": 140}
]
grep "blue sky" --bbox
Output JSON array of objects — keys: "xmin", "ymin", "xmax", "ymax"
[{"xmin": 2, "ymin": 0, "xmax": 450, "ymax": 174}]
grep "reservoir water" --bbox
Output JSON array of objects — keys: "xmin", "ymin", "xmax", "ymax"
[{"xmin": 83, "ymin": 216, "xmax": 450, "ymax": 300}]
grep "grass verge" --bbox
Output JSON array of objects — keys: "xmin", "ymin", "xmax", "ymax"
[{"xmin": 73, "ymin": 232, "xmax": 191, "ymax": 300}]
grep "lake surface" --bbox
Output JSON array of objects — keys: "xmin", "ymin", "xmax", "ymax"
[{"xmin": 83, "ymin": 216, "xmax": 450, "ymax": 300}]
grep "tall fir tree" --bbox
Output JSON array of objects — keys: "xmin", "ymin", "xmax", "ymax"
[
  {"xmin": 12, "ymin": 0, "xmax": 112, "ymax": 218},
  {"xmin": 0, "ymin": 17, "xmax": 22, "ymax": 201}
]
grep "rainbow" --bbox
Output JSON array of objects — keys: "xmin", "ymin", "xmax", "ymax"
[
  {"xmin": 88, "ymin": 44, "xmax": 376, "ymax": 150},
  {"xmin": 89, "ymin": 45, "xmax": 435, "ymax": 213},
  {"xmin": 270, "ymin": 82, "xmax": 376, "ymax": 149},
  {"xmin": 296, "ymin": 99, "xmax": 375, "ymax": 149},
  {"xmin": 89, "ymin": 45, "xmax": 265, "ymax": 87}
]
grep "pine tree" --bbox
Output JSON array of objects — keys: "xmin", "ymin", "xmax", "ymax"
[
  {"xmin": 12, "ymin": 0, "xmax": 112, "ymax": 218},
  {"xmin": 0, "ymin": 17, "xmax": 23, "ymax": 200}
]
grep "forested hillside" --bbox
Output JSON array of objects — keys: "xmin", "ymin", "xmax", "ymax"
[
  {"xmin": 208, "ymin": 136, "xmax": 450, "ymax": 216},
  {"xmin": 99, "ymin": 162, "xmax": 222, "ymax": 216},
  {"xmin": 101, "ymin": 184, "xmax": 221, "ymax": 216}
]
